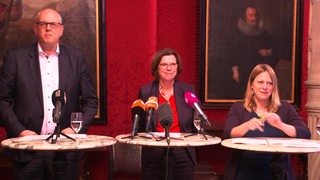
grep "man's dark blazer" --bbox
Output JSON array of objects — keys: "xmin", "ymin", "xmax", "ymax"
[
  {"xmin": 0, "ymin": 43, "xmax": 98, "ymax": 162},
  {"xmin": 138, "ymin": 80, "xmax": 198, "ymax": 166}
]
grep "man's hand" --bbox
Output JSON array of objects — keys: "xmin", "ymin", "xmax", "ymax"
[
  {"xmin": 61, "ymin": 127, "xmax": 76, "ymax": 134},
  {"xmin": 19, "ymin": 130, "xmax": 37, "ymax": 137}
]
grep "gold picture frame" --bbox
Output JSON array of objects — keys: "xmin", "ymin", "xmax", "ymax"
[
  {"xmin": 0, "ymin": 0, "xmax": 106, "ymax": 123},
  {"xmin": 199, "ymin": 0, "xmax": 301, "ymax": 108}
]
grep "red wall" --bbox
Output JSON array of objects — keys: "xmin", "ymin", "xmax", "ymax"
[
  {"xmin": 53, "ymin": 0, "xmax": 314, "ymax": 179},
  {"xmin": 0, "ymin": 1, "xmax": 309, "ymax": 179},
  {"xmin": 87, "ymin": 1, "xmax": 201, "ymax": 138}
]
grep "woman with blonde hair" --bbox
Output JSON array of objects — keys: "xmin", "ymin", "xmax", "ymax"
[{"xmin": 223, "ymin": 64, "xmax": 310, "ymax": 180}]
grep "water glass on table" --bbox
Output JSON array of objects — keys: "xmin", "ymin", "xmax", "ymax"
[{"xmin": 70, "ymin": 112, "xmax": 83, "ymax": 139}]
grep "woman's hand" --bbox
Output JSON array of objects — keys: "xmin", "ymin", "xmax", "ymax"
[
  {"xmin": 263, "ymin": 113, "xmax": 282, "ymax": 129},
  {"xmin": 263, "ymin": 112, "xmax": 297, "ymax": 137},
  {"xmin": 230, "ymin": 117, "xmax": 264, "ymax": 138},
  {"xmin": 243, "ymin": 117, "xmax": 265, "ymax": 132}
]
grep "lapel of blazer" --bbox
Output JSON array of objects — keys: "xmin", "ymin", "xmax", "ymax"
[
  {"xmin": 57, "ymin": 45, "xmax": 68, "ymax": 90},
  {"xmin": 173, "ymin": 80, "xmax": 184, "ymax": 115},
  {"xmin": 173, "ymin": 81, "xmax": 186, "ymax": 130},
  {"xmin": 150, "ymin": 81, "xmax": 160, "ymax": 130},
  {"xmin": 28, "ymin": 44, "xmax": 44, "ymax": 110}
]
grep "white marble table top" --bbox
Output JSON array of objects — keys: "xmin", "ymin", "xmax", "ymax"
[
  {"xmin": 1, "ymin": 134, "xmax": 116, "ymax": 151},
  {"xmin": 116, "ymin": 132, "xmax": 221, "ymax": 147},
  {"xmin": 221, "ymin": 137, "xmax": 320, "ymax": 153}
]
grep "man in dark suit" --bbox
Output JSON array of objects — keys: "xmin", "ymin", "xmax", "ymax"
[{"xmin": 0, "ymin": 8, "xmax": 98, "ymax": 180}]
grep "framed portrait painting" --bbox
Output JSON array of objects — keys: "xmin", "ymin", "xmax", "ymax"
[
  {"xmin": 199, "ymin": 0, "xmax": 302, "ymax": 108},
  {"xmin": 0, "ymin": 0, "xmax": 106, "ymax": 123}
]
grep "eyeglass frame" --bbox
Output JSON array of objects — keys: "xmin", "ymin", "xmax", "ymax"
[
  {"xmin": 158, "ymin": 63, "xmax": 178, "ymax": 69},
  {"xmin": 255, "ymin": 80, "xmax": 273, "ymax": 88},
  {"xmin": 35, "ymin": 21, "xmax": 63, "ymax": 29}
]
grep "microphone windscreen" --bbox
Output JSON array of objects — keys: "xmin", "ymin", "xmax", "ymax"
[
  {"xmin": 131, "ymin": 99, "xmax": 145, "ymax": 117},
  {"xmin": 145, "ymin": 96, "xmax": 158, "ymax": 111},
  {"xmin": 184, "ymin": 92, "xmax": 198, "ymax": 107},
  {"xmin": 158, "ymin": 103, "xmax": 173, "ymax": 128},
  {"xmin": 131, "ymin": 99, "xmax": 145, "ymax": 110},
  {"xmin": 52, "ymin": 89, "xmax": 66, "ymax": 106}
]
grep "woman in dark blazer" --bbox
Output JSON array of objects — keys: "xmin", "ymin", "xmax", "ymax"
[{"xmin": 137, "ymin": 48, "xmax": 199, "ymax": 180}]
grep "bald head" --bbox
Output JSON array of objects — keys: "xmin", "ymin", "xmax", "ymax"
[
  {"xmin": 36, "ymin": 8, "xmax": 62, "ymax": 24},
  {"xmin": 33, "ymin": 8, "xmax": 64, "ymax": 54}
]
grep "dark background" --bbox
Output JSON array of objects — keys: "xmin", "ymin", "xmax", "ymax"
[{"xmin": 206, "ymin": 0, "xmax": 295, "ymax": 101}]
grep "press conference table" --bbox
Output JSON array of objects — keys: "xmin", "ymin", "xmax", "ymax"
[
  {"xmin": 116, "ymin": 132, "xmax": 221, "ymax": 147},
  {"xmin": 221, "ymin": 137, "xmax": 320, "ymax": 179},
  {"xmin": 1, "ymin": 134, "xmax": 116, "ymax": 180},
  {"xmin": 1, "ymin": 134, "xmax": 116, "ymax": 151},
  {"xmin": 221, "ymin": 137, "xmax": 320, "ymax": 153}
]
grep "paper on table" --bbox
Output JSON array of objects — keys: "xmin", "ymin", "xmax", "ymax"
[
  {"xmin": 232, "ymin": 138, "xmax": 267, "ymax": 145},
  {"xmin": 19, "ymin": 134, "xmax": 87, "ymax": 141},
  {"xmin": 147, "ymin": 132, "xmax": 181, "ymax": 138},
  {"xmin": 232, "ymin": 138, "xmax": 320, "ymax": 148},
  {"xmin": 268, "ymin": 139, "xmax": 320, "ymax": 148},
  {"xmin": 19, "ymin": 135, "xmax": 49, "ymax": 140}
]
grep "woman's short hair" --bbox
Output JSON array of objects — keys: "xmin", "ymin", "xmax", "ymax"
[{"xmin": 150, "ymin": 48, "xmax": 183, "ymax": 80}]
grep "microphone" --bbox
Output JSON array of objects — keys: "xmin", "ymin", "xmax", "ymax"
[
  {"xmin": 131, "ymin": 99, "xmax": 145, "ymax": 139},
  {"xmin": 184, "ymin": 92, "xmax": 211, "ymax": 126},
  {"xmin": 52, "ymin": 89, "xmax": 66, "ymax": 123},
  {"xmin": 158, "ymin": 103, "xmax": 173, "ymax": 145},
  {"xmin": 145, "ymin": 96, "xmax": 158, "ymax": 132}
]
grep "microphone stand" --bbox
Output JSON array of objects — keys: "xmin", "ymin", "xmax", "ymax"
[
  {"xmin": 46, "ymin": 123, "xmax": 76, "ymax": 144},
  {"xmin": 156, "ymin": 130, "xmax": 184, "ymax": 143},
  {"xmin": 198, "ymin": 118, "xmax": 208, "ymax": 140},
  {"xmin": 122, "ymin": 114, "xmax": 142, "ymax": 140},
  {"xmin": 138, "ymin": 115, "xmax": 153, "ymax": 140},
  {"xmin": 46, "ymin": 110, "xmax": 75, "ymax": 144},
  {"xmin": 184, "ymin": 116, "xmax": 209, "ymax": 140},
  {"xmin": 156, "ymin": 127, "xmax": 171, "ymax": 145},
  {"xmin": 138, "ymin": 130, "xmax": 153, "ymax": 140}
]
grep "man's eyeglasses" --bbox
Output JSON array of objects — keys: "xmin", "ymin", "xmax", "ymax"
[
  {"xmin": 36, "ymin": 22, "xmax": 62, "ymax": 29},
  {"xmin": 159, "ymin": 63, "xmax": 178, "ymax": 69}
]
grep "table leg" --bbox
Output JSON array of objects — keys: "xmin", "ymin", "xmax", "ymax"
[
  {"xmin": 109, "ymin": 145, "xmax": 114, "ymax": 180},
  {"xmin": 52, "ymin": 152, "xmax": 67, "ymax": 180},
  {"xmin": 271, "ymin": 154, "xmax": 286, "ymax": 180}
]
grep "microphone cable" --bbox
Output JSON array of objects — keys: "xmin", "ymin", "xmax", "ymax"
[{"xmin": 164, "ymin": 142, "xmax": 170, "ymax": 180}]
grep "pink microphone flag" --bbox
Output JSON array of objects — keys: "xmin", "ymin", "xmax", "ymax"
[{"xmin": 184, "ymin": 92, "xmax": 198, "ymax": 107}]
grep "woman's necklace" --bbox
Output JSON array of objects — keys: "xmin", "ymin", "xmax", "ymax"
[
  {"xmin": 159, "ymin": 85, "xmax": 174, "ymax": 100},
  {"xmin": 255, "ymin": 108, "xmax": 268, "ymax": 117}
]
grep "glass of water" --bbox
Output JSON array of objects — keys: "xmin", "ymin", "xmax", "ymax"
[
  {"xmin": 193, "ymin": 119, "xmax": 201, "ymax": 134},
  {"xmin": 70, "ymin": 112, "xmax": 83, "ymax": 139}
]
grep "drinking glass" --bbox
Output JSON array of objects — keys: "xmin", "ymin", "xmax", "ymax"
[
  {"xmin": 193, "ymin": 119, "xmax": 201, "ymax": 134},
  {"xmin": 316, "ymin": 117, "xmax": 320, "ymax": 136},
  {"xmin": 70, "ymin": 112, "xmax": 83, "ymax": 139}
]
